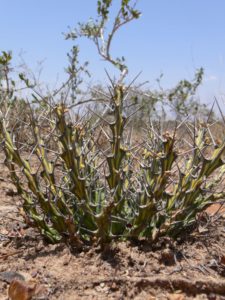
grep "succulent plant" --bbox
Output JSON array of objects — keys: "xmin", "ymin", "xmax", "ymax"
[{"xmin": 1, "ymin": 80, "xmax": 225, "ymax": 249}]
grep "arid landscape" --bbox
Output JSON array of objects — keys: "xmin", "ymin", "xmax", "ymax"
[{"xmin": 1, "ymin": 1, "xmax": 225, "ymax": 299}]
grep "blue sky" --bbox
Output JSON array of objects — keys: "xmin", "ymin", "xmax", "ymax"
[{"xmin": 1, "ymin": 0, "xmax": 225, "ymax": 105}]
